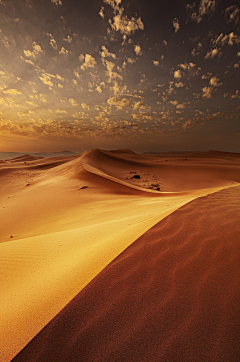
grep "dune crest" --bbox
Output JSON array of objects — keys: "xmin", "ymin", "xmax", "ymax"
[
  {"xmin": 0, "ymin": 149, "xmax": 240, "ymax": 361},
  {"xmin": 13, "ymin": 185, "xmax": 240, "ymax": 362}
]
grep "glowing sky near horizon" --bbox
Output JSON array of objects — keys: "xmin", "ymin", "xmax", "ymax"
[{"xmin": 0, "ymin": 0, "xmax": 240, "ymax": 152}]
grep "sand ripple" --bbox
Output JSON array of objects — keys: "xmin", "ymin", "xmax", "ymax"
[{"xmin": 13, "ymin": 185, "xmax": 240, "ymax": 362}]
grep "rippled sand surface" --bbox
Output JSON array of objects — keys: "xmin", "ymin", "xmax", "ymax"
[{"xmin": 1, "ymin": 149, "xmax": 240, "ymax": 361}]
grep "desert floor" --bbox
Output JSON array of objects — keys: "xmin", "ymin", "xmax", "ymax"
[{"xmin": 1, "ymin": 149, "xmax": 240, "ymax": 361}]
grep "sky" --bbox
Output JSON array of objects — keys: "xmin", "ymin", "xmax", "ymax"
[{"xmin": 0, "ymin": 0, "xmax": 239, "ymax": 153}]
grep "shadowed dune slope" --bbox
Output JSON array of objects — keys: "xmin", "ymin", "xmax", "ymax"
[
  {"xmin": 13, "ymin": 185, "xmax": 240, "ymax": 362},
  {"xmin": 81, "ymin": 149, "xmax": 240, "ymax": 192},
  {"xmin": 9, "ymin": 155, "xmax": 43, "ymax": 162}
]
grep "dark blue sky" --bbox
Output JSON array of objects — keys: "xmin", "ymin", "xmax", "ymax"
[{"xmin": 0, "ymin": 0, "xmax": 239, "ymax": 152}]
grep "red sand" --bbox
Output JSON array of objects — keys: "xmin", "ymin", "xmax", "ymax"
[
  {"xmin": 12, "ymin": 185, "xmax": 240, "ymax": 362},
  {"xmin": 1, "ymin": 149, "xmax": 240, "ymax": 361}
]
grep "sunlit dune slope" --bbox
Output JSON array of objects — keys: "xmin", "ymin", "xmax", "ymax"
[
  {"xmin": 13, "ymin": 185, "xmax": 240, "ymax": 362},
  {"xmin": 0, "ymin": 149, "xmax": 240, "ymax": 361}
]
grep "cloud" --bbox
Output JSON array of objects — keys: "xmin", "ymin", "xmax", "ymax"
[
  {"xmin": 134, "ymin": 45, "xmax": 142, "ymax": 56},
  {"xmin": 209, "ymin": 76, "xmax": 222, "ymax": 87},
  {"xmin": 186, "ymin": 0, "xmax": 216, "ymax": 23},
  {"xmin": 153, "ymin": 60, "xmax": 159, "ymax": 66},
  {"xmin": 174, "ymin": 70, "xmax": 182, "ymax": 79},
  {"xmin": 102, "ymin": 59, "xmax": 122, "ymax": 83},
  {"xmin": 191, "ymin": 42, "xmax": 203, "ymax": 56},
  {"xmin": 47, "ymin": 33, "xmax": 57, "ymax": 50},
  {"xmin": 32, "ymin": 42, "xmax": 43, "ymax": 55},
  {"xmin": 103, "ymin": 0, "xmax": 144, "ymax": 37},
  {"xmin": 3, "ymin": 88, "xmax": 22, "ymax": 95},
  {"xmin": 179, "ymin": 62, "xmax": 197, "ymax": 71},
  {"xmin": 170, "ymin": 100, "xmax": 179, "ymax": 106},
  {"xmin": 81, "ymin": 102, "xmax": 89, "ymax": 110},
  {"xmin": 23, "ymin": 42, "xmax": 43, "ymax": 59},
  {"xmin": 182, "ymin": 120, "xmax": 192, "ymax": 129},
  {"xmin": 107, "ymin": 97, "xmax": 130, "ymax": 110},
  {"xmin": 101, "ymin": 46, "xmax": 116, "ymax": 59},
  {"xmin": 230, "ymin": 90, "xmax": 240, "ymax": 99},
  {"xmin": 39, "ymin": 73, "xmax": 55, "ymax": 87},
  {"xmin": 56, "ymin": 109, "xmax": 67, "ymax": 114},
  {"xmin": 99, "ymin": 6, "xmax": 105, "ymax": 18},
  {"xmin": 204, "ymin": 48, "xmax": 222, "ymax": 59},
  {"xmin": 176, "ymin": 104, "xmax": 185, "ymax": 109},
  {"xmin": 69, "ymin": 98, "xmax": 78, "ymax": 107},
  {"xmin": 96, "ymin": 86, "xmax": 102, "ymax": 93},
  {"xmin": 127, "ymin": 57, "xmax": 136, "ymax": 64},
  {"xmin": 173, "ymin": 18, "xmax": 180, "ymax": 33},
  {"xmin": 81, "ymin": 54, "xmax": 96, "ymax": 70},
  {"xmin": 63, "ymin": 36, "xmax": 73, "ymax": 43},
  {"xmin": 212, "ymin": 32, "xmax": 240, "ymax": 47},
  {"xmin": 133, "ymin": 101, "xmax": 144, "ymax": 110},
  {"xmin": 59, "ymin": 47, "xmax": 68, "ymax": 55},
  {"xmin": 20, "ymin": 56, "xmax": 34, "ymax": 65},
  {"xmin": 225, "ymin": 5, "xmax": 240, "ymax": 24},
  {"xmin": 51, "ymin": 0, "xmax": 62, "ymax": 5},
  {"xmin": 202, "ymin": 86, "xmax": 212, "ymax": 98},
  {"xmin": 175, "ymin": 82, "xmax": 185, "ymax": 88}
]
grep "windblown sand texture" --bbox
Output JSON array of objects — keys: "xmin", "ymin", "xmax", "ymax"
[{"xmin": 1, "ymin": 149, "xmax": 240, "ymax": 361}]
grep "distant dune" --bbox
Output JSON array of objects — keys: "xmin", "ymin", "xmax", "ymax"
[
  {"xmin": 0, "ymin": 149, "xmax": 240, "ymax": 361},
  {"xmin": 0, "ymin": 150, "xmax": 78, "ymax": 160}
]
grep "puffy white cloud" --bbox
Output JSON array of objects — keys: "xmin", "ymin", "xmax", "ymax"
[
  {"xmin": 186, "ymin": 0, "xmax": 216, "ymax": 23},
  {"xmin": 202, "ymin": 86, "xmax": 212, "ymax": 98},
  {"xmin": 230, "ymin": 90, "xmax": 240, "ymax": 99},
  {"xmin": 103, "ymin": 0, "xmax": 144, "ymax": 37},
  {"xmin": 176, "ymin": 104, "xmax": 185, "ymax": 109},
  {"xmin": 99, "ymin": 6, "xmax": 105, "ymax": 18},
  {"xmin": 170, "ymin": 100, "xmax": 179, "ymax": 105},
  {"xmin": 182, "ymin": 119, "xmax": 192, "ymax": 129},
  {"xmin": 133, "ymin": 101, "xmax": 144, "ymax": 110},
  {"xmin": 153, "ymin": 60, "xmax": 159, "ymax": 66},
  {"xmin": 107, "ymin": 97, "xmax": 130, "ymax": 109},
  {"xmin": 3, "ymin": 88, "xmax": 22, "ymax": 95},
  {"xmin": 191, "ymin": 42, "xmax": 203, "ymax": 56},
  {"xmin": 39, "ymin": 73, "xmax": 55, "ymax": 87},
  {"xmin": 56, "ymin": 109, "xmax": 67, "ymax": 114},
  {"xmin": 51, "ymin": 0, "xmax": 62, "ymax": 5},
  {"xmin": 209, "ymin": 76, "xmax": 222, "ymax": 87},
  {"xmin": 225, "ymin": 5, "xmax": 240, "ymax": 24},
  {"xmin": 175, "ymin": 82, "xmax": 185, "ymax": 88},
  {"xmin": 174, "ymin": 70, "xmax": 182, "ymax": 79},
  {"xmin": 173, "ymin": 18, "xmax": 180, "ymax": 33},
  {"xmin": 81, "ymin": 54, "xmax": 96, "ymax": 70},
  {"xmin": 134, "ymin": 45, "xmax": 142, "ymax": 56},
  {"xmin": 23, "ymin": 42, "xmax": 43, "ymax": 59},
  {"xmin": 212, "ymin": 32, "xmax": 240, "ymax": 46},
  {"xmin": 63, "ymin": 36, "xmax": 73, "ymax": 43},
  {"xmin": 47, "ymin": 33, "xmax": 57, "ymax": 50},
  {"xmin": 101, "ymin": 46, "xmax": 116, "ymax": 59},
  {"xmin": 69, "ymin": 98, "xmax": 78, "ymax": 107},
  {"xmin": 81, "ymin": 102, "xmax": 89, "ymax": 110},
  {"xmin": 59, "ymin": 47, "xmax": 68, "ymax": 55},
  {"xmin": 204, "ymin": 48, "xmax": 221, "ymax": 59}
]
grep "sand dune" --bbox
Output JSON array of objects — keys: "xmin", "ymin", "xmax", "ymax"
[
  {"xmin": 12, "ymin": 185, "xmax": 240, "ymax": 362},
  {"xmin": 0, "ymin": 149, "xmax": 240, "ymax": 361}
]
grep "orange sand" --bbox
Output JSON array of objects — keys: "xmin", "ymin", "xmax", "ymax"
[{"xmin": 1, "ymin": 149, "xmax": 240, "ymax": 361}]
